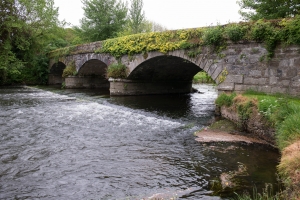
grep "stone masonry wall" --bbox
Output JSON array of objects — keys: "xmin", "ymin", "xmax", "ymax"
[{"xmin": 218, "ymin": 43, "xmax": 300, "ymax": 96}]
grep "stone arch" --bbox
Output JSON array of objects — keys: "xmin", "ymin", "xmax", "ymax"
[
  {"xmin": 78, "ymin": 59, "xmax": 108, "ymax": 79},
  {"xmin": 77, "ymin": 53, "xmax": 116, "ymax": 73},
  {"xmin": 127, "ymin": 55, "xmax": 201, "ymax": 81},
  {"xmin": 48, "ymin": 61, "xmax": 66, "ymax": 85},
  {"xmin": 64, "ymin": 58, "xmax": 110, "ymax": 89},
  {"xmin": 125, "ymin": 49, "xmax": 223, "ymax": 83}
]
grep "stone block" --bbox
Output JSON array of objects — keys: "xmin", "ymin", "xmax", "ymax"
[
  {"xmin": 195, "ymin": 55, "xmax": 204, "ymax": 67},
  {"xmin": 271, "ymin": 87, "xmax": 288, "ymax": 94},
  {"xmin": 258, "ymin": 86, "xmax": 271, "ymax": 93},
  {"xmin": 217, "ymin": 82, "xmax": 234, "ymax": 91},
  {"xmin": 243, "ymin": 85, "xmax": 258, "ymax": 91},
  {"xmin": 211, "ymin": 66, "xmax": 224, "ymax": 80},
  {"xmin": 291, "ymin": 79, "xmax": 300, "ymax": 87},
  {"xmin": 208, "ymin": 64, "xmax": 218, "ymax": 76},
  {"xmin": 203, "ymin": 59, "xmax": 214, "ymax": 72},
  {"xmin": 249, "ymin": 70, "xmax": 262, "ymax": 77},
  {"xmin": 279, "ymin": 80, "xmax": 291, "ymax": 87},
  {"xmin": 224, "ymin": 74, "xmax": 244, "ymax": 84},
  {"xmin": 199, "ymin": 58, "xmax": 208, "ymax": 70},
  {"xmin": 234, "ymin": 84, "xmax": 244, "ymax": 91},
  {"xmin": 269, "ymin": 76, "xmax": 278, "ymax": 85},
  {"xmin": 289, "ymin": 88, "xmax": 300, "ymax": 97},
  {"xmin": 279, "ymin": 59, "xmax": 291, "ymax": 68},
  {"xmin": 244, "ymin": 77, "xmax": 266, "ymax": 85}
]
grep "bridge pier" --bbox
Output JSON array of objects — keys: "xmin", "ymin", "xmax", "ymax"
[
  {"xmin": 109, "ymin": 78, "xmax": 193, "ymax": 95},
  {"xmin": 65, "ymin": 76, "xmax": 109, "ymax": 89},
  {"xmin": 48, "ymin": 74, "xmax": 64, "ymax": 85}
]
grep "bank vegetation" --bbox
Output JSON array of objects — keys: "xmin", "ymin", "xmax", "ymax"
[{"xmin": 215, "ymin": 91, "xmax": 300, "ymax": 199}]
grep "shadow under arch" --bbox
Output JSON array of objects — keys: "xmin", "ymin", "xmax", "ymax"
[
  {"xmin": 64, "ymin": 59, "xmax": 109, "ymax": 89},
  {"xmin": 78, "ymin": 59, "xmax": 108, "ymax": 78},
  {"xmin": 110, "ymin": 55, "xmax": 206, "ymax": 95},
  {"xmin": 127, "ymin": 55, "xmax": 201, "ymax": 81},
  {"xmin": 48, "ymin": 62, "xmax": 66, "ymax": 85}
]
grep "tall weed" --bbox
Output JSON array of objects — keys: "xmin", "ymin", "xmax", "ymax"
[{"xmin": 276, "ymin": 113, "xmax": 300, "ymax": 150}]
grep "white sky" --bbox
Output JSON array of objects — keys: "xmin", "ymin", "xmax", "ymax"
[{"xmin": 54, "ymin": 0, "xmax": 243, "ymax": 30}]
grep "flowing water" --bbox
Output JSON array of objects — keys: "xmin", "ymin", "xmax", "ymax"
[{"xmin": 0, "ymin": 85, "xmax": 280, "ymax": 200}]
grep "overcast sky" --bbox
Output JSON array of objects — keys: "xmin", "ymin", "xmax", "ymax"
[{"xmin": 54, "ymin": 0, "xmax": 243, "ymax": 30}]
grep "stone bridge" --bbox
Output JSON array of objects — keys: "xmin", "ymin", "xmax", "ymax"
[{"xmin": 49, "ymin": 41, "xmax": 300, "ymax": 96}]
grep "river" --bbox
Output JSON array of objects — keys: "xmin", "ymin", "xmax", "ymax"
[{"xmin": 0, "ymin": 84, "xmax": 279, "ymax": 199}]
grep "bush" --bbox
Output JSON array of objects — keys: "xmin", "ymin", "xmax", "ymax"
[
  {"xmin": 282, "ymin": 15, "xmax": 300, "ymax": 45},
  {"xmin": 62, "ymin": 62, "xmax": 76, "ymax": 78},
  {"xmin": 202, "ymin": 25, "xmax": 224, "ymax": 46},
  {"xmin": 224, "ymin": 23, "xmax": 247, "ymax": 43},
  {"xmin": 215, "ymin": 92, "xmax": 237, "ymax": 107},
  {"xmin": 107, "ymin": 63, "xmax": 127, "ymax": 78}
]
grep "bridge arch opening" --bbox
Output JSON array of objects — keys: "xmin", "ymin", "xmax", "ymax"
[
  {"xmin": 78, "ymin": 59, "xmax": 107, "ymax": 78},
  {"xmin": 64, "ymin": 59, "xmax": 109, "ymax": 89},
  {"xmin": 48, "ymin": 62, "xmax": 66, "ymax": 85},
  {"xmin": 110, "ymin": 55, "xmax": 212, "ymax": 95},
  {"xmin": 128, "ymin": 55, "xmax": 201, "ymax": 81}
]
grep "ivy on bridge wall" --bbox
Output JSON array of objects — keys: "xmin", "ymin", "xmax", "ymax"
[{"xmin": 48, "ymin": 16, "xmax": 300, "ymax": 60}]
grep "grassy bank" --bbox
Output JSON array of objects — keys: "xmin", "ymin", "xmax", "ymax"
[{"xmin": 215, "ymin": 91, "xmax": 300, "ymax": 199}]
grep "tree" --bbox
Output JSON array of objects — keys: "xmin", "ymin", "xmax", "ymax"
[
  {"xmin": 77, "ymin": 0, "xmax": 128, "ymax": 42},
  {"xmin": 145, "ymin": 20, "xmax": 168, "ymax": 32},
  {"xmin": 128, "ymin": 0, "xmax": 145, "ymax": 34},
  {"xmin": 237, "ymin": 0, "xmax": 300, "ymax": 21},
  {"xmin": 0, "ymin": 0, "xmax": 63, "ymax": 84}
]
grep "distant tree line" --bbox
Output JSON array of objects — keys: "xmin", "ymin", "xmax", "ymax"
[{"xmin": 0, "ymin": 0, "xmax": 299, "ymax": 85}]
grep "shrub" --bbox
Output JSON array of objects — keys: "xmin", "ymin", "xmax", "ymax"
[
  {"xmin": 215, "ymin": 92, "xmax": 237, "ymax": 107},
  {"xmin": 250, "ymin": 20, "xmax": 280, "ymax": 57},
  {"xmin": 106, "ymin": 63, "xmax": 127, "ymax": 78},
  {"xmin": 202, "ymin": 25, "xmax": 224, "ymax": 46},
  {"xmin": 282, "ymin": 15, "xmax": 300, "ymax": 45},
  {"xmin": 62, "ymin": 62, "xmax": 76, "ymax": 78},
  {"xmin": 224, "ymin": 23, "xmax": 247, "ymax": 43}
]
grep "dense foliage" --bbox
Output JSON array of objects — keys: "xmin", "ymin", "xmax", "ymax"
[
  {"xmin": 237, "ymin": 0, "xmax": 300, "ymax": 20},
  {"xmin": 0, "ymin": 0, "xmax": 66, "ymax": 85}
]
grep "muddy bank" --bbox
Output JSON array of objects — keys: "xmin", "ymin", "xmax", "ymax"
[{"xmin": 195, "ymin": 119, "xmax": 273, "ymax": 146}]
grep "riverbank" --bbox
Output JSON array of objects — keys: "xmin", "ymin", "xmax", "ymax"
[
  {"xmin": 195, "ymin": 119, "xmax": 273, "ymax": 146},
  {"xmin": 211, "ymin": 92, "xmax": 300, "ymax": 199}
]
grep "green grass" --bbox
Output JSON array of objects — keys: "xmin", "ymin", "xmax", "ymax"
[
  {"xmin": 215, "ymin": 92, "xmax": 237, "ymax": 107},
  {"xmin": 241, "ymin": 90, "xmax": 300, "ymax": 150},
  {"xmin": 216, "ymin": 90, "xmax": 300, "ymax": 199},
  {"xmin": 193, "ymin": 71, "xmax": 215, "ymax": 84}
]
